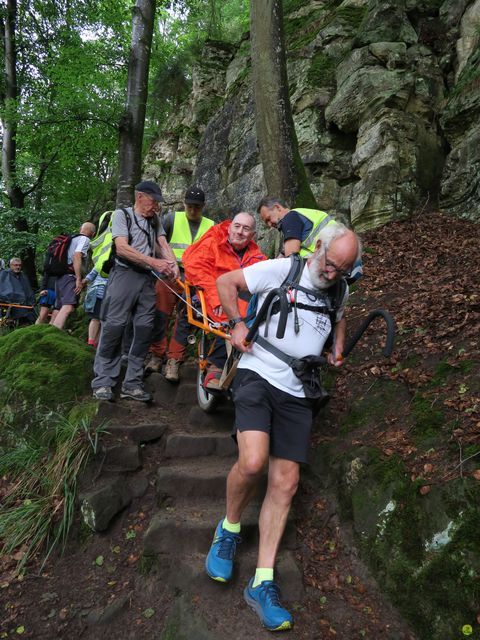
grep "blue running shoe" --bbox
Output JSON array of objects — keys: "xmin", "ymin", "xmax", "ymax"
[
  {"xmin": 205, "ymin": 519, "xmax": 241, "ymax": 582},
  {"xmin": 244, "ymin": 578, "xmax": 293, "ymax": 631}
]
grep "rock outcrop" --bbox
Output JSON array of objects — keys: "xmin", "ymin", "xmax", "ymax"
[{"xmin": 143, "ymin": 0, "xmax": 480, "ymax": 231}]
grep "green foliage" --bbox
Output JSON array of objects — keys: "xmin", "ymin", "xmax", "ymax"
[
  {"xmin": 411, "ymin": 393, "xmax": 445, "ymax": 441},
  {"xmin": 339, "ymin": 379, "xmax": 402, "ymax": 435},
  {"xmin": 307, "ymin": 52, "xmax": 337, "ymax": 88},
  {"xmin": 0, "ymin": 403, "xmax": 104, "ymax": 572},
  {"xmin": 430, "ymin": 359, "xmax": 474, "ymax": 386},
  {"xmin": 0, "ymin": 325, "xmax": 94, "ymax": 408},
  {"xmin": 284, "ymin": 14, "xmax": 322, "ymax": 50},
  {"xmin": 283, "ymin": 0, "xmax": 309, "ymax": 15},
  {"xmin": 335, "ymin": 5, "xmax": 368, "ymax": 30},
  {"xmin": 0, "ymin": 0, "xmax": 131, "ymax": 264}
]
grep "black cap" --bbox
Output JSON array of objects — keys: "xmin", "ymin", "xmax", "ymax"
[
  {"xmin": 135, "ymin": 180, "xmax": 165, "ymax": 202},
  {"xmin": 184, "ymin": 186, "xmax": 205, "ymax": 205}
]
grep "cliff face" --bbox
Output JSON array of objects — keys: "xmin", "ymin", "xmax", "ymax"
[{"xmin": 144, "ymin": 0, "xmax": 480, "ymax": 231}]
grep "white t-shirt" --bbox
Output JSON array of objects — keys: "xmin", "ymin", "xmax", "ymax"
[
  {"xmin": 67, "ymin": 235, "xmax": 90, "ymax": 264},
  {"xmin": 238, "ymin": 258, "xmax": 348, "ymax": 397}
]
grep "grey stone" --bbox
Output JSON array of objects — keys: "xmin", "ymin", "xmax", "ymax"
[
  {"xmin": 156, "ymin": 459, "xmax": 232, "ymax": 499},
  {"xmin": 158, "ymin": 594, "xmax": 220, "ymax": 640},
  {"xmin": 105, "ymin": 422, "xmax": 168, "ymax": 443},
  {"xmin": 103, "ymin": 444, "xmax": 141, "ymax": 472},
  {"xmin": 142, "ymin": 2, "xmax": 480, "ymax": 241},
  {"xmin": 127, "ymin": 474, "xmax": 150, "ymax": 499},
  {"xmin": 326, "ymin": 66, "xmax": 414, "ymax": 133},
  {"xmin": 276, "ymin": 551, "xmax": 305, "ymax": 603},
  {"xmin": 355, "ymin": 1, "xmax": 418, "ymax": 47},
  {"xmin": 80, "ymin": 476, "xmax": 131, "ymax": 532},
  {"xmin": 173, "ymin": 383, "xmax": 197, "ymax": 405},
  {"xmin": 164, "ymin": 432, "xmax": 236, "ymax": 458},
  {"xmin": 187, "ymin": 405, "xmax": 234, "ymax": 430}
]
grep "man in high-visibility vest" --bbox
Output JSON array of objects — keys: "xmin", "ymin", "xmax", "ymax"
[
  {"xmin": 257, "ymin": 196, "xmax": 363, "ymax": 281},
  {"xmin": 147, "ymin": 186, "xmax": 214, "ymax": 382}
]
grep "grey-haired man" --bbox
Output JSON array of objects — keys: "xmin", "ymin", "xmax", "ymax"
[{"xmin": 92, "ymin": 181, "xmax": 179, "ymax": 402}]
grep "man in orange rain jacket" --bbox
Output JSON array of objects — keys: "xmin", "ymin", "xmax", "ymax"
[{"xmin": 183, "ymin": 212, "xmax": 266, "ymax": 388}]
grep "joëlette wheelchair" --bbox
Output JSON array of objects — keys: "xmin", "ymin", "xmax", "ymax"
[{"xmin": 153, "ymin": 272, "xmax": 396, "ymax": 415}]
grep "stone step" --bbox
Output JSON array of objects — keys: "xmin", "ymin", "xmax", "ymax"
[
  {"xmin": 164, "ymin": 431, "xmax": 237, "ymax": 458},
  {"xmin": 143, "ymin": 500, "xmax": 297, "ymax": 559},
  {"xmin": 102, "ymin": 443, "xmax": 141, "ymax": 472},
  {"xmin": 187, "ymin": 405, "xmax": 235, "ymax": 431},
  {"xmin": 105, "ymin": 421, "xmax": 168, "ymax": 444},
  {"xmin": 150, "ymin": 547, "xmax": 304, "ymax": 604},
  {"xmin": 174, "ymin": 382, "xmax": 199, "ymax": 406},
  {"xmin": 143, "ymin": 501, "xmax": 261, "ymax": 555},
  {"xmin": 156, "ymin": 457, "xmax": 239, "ymax": 499}
]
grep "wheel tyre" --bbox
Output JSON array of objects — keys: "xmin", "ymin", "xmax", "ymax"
[{"xmin": 196, "ymin": 366, "xmax": 219, "ymax": 413}]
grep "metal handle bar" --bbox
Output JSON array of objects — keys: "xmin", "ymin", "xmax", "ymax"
[{"xmin": 342, "ymin": 309, "xmax": 395, "ymax": 359}]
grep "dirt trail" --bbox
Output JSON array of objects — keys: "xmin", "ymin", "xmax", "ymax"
[{"xmin": 1, "ymin": 365, "xmax": 416, "ymax": 639}]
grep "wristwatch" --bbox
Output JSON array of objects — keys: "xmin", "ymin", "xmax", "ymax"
[{"xmin": 228, "ymin": 316, "xmax": 244, "ymax": 329}]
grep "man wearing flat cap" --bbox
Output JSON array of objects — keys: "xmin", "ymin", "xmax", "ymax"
[
  {"xmin": 92, "ymin": 180, "xmax": 179, "ymax": 402},
  {"xmin": 146, "ymin": 185, "xmax": 214, "ymax": 382}
]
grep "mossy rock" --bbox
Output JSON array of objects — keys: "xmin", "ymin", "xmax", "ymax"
[
  {"xmin": 307, "ymin": 51, "xmax": 337, "ymax": 88},
  {"xmin": 338, "ymin": 378, "xmax": 409, "ymax": 435},
  {"xmin": 0, "ymin": 325, "xmax": 94, "ymax": 408},
  {"xmin": 316, "ymin": 438, "xmax": 480, "ymax": 640}
]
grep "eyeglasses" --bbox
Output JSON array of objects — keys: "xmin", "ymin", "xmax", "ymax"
[{"xmin": 323, "ymin": 252, "xmax": 352, "ymax": 278}]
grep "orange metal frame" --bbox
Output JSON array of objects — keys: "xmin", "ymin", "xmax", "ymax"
[
  {"xmin": 176, "ymin": 279, "xmax": 229, "ymax": 341},
  {"xmin": 0, "ymin": 302, "xmax": 35, "ymax": 310}
]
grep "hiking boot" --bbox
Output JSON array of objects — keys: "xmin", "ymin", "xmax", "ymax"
[
  {"xmin": 244, "ymin": 578, "xmax": 293, "ymax": 631},
  {"xmin": 164, "ymin": 358, "xmax": 180, "ymax": 382},
  {"xmin": 120, "ymin": 386, "xmax": 152, "ymax": 402},
  {"xmin": 205, "ymin": 519, "xmax": 241, "ymax": 583},
  {"xmin": 145, "ymin": 354, "xmax": 163, "ymax": 374},
  {"xmin": 93, "ymin": 386, "xmax": 114, "ymax": 401},
  {"xmin": 204, "ymin": 365, "xmax": 222, "ymax": 391}
]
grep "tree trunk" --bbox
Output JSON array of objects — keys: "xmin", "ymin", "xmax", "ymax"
[
  {"xmin": 1, "ymin": 0, "xmax": 37, "ymax": 285},
  {"xmin": 249, "ymin": 0, "xmax": 316, "ymax": 208},
  {"xmin": 116, "ymin": 0, "xmax": 156, "ymax": 208}
]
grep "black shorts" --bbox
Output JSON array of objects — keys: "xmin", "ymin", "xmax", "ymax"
[{"xmin": 231, "ymin": 369, "xmax": 313, "ymax": 464}]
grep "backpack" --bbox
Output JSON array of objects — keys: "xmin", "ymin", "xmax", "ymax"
[
  {"xmin": 90, "ymin": 211, "xmax": 114, "ymax": 276},
  {"xmin": 245, "ymin": 254, "xmax": 347, "ymax": 406},
  {"xmin": 92, "ymin": 208, "xmax": 160, "ymax": 276},
  {"xmin": 246, "ymin": 254, "xmax": 347, "ymax": 346},
  {"xmin": 44, "ymin": 234, "xmax": 80, "ymax": 276}
]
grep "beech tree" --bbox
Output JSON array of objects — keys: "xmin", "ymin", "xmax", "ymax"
[
  {"xmin": 116, "ymin": 0, "xmax": 157, "ymax": 207},
  {"xmin": 249, "ymin": 0, "xmax": 316, "ymax": 207}
]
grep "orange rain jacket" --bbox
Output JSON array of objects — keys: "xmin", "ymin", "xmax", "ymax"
[{"xmin": 183, "ymin": 219, "xmax": 266, "ymax": 323}]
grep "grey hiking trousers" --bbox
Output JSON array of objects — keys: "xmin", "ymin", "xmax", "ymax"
[{"xmin": 92, "ymin": 266, "xmax": 156, "ymax": 390}]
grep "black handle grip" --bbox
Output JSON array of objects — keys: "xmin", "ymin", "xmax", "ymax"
[{"xmin": 343, "ymin": 309, "xmax": 395, "ymax": 359}]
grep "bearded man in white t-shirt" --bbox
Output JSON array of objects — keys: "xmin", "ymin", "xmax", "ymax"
[{"xmin": 204, "ymin": 221, "xmax": 361, "ymax": 631}]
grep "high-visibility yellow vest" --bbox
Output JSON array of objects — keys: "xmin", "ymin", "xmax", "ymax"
[
  {"xmin": 292, "ymin": 208, "xmax": 335, "ymax": 256},
  {"xmin": 169, "ymin": 211, "xmax": 214, "ymax": 264},
  {"xmin": 90, "ymin": 211, "xmax": 114, "ymax": 276}
]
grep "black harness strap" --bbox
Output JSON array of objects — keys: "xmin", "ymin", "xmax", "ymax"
[{"xmin": 251, "ymin": 254, "xmax": 347, "ymax": 368}]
